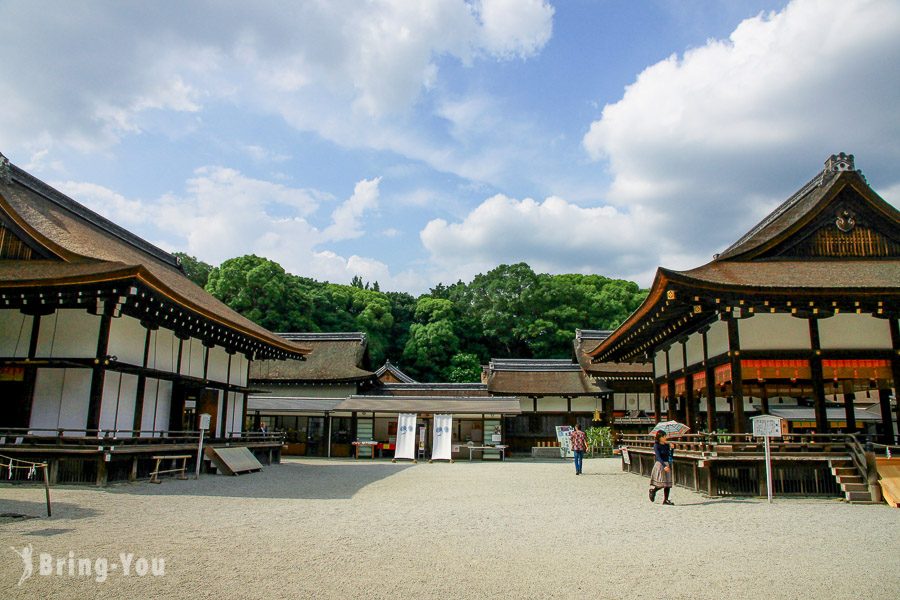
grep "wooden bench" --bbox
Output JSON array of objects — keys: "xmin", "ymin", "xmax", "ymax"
[{"xmin": 149, "ymin": 454, "xmax": 191, "ymax": 483}]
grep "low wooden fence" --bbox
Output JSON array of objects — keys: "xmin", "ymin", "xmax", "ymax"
[
  {"xmin": 0, "ymin": 428, "xmax": 284, "ymax": 486},
  {"xmin": 620, "ymin": 433, "xmax": 863, "ymax": 498}
]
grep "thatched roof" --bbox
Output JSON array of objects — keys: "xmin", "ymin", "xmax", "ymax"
[
  {"xmin": 0, "ymin": 158, "xmax": 309, "ymax": 360},
  {"xmin": 484, "ymin": 358, "xmax": 605, "ymax": 396},
  {"xmin": 250, "ymin": 332, "xmax": 374, "ymax": 383}
]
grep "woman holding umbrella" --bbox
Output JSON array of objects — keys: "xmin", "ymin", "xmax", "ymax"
[{"xmin": 649, "ymin": 430, "xmax": 674, "ymax": 505}]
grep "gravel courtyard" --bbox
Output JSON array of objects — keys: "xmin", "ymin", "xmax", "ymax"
[{"xmin": 1, "ymin": 457, "xmax": 898, "ymax": 599}]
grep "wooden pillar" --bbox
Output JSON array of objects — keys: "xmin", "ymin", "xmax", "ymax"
[
  {"xmin": 760, "ymin": 382, "xmax": 770, "ymax": 415},
  {"xmin": 890, "ymin": 318, "xmax": 900, "ymax": 443},
  {"xmin": 808, "ymin": 319, "xmax": 829, "ymax": 433},
  {"xmin": 842, "ymin": 381, "xmax": 857, "ymax": 433},
  {"xmin": 703, "ymin": 329, "xmax": 716, "ymax": 433},
  {"xmin": 727, "ymin": 317, "xmax": 745, "ymax": 433},
  {"xmin": 87, "ymin": 313, "xmax": 113, "ymax": 432},
  {"xmin": 20, "ymin": 312, "xmax": 43, "ymax": 428},
  {"xmin": 132, "ymin": 327, "xmax": 152, "ymax": 432},
  {"xmin": 665, "ymin": 347, "xmax": 676, "ymax": 421},
  {"xmin": 219, "ymin": 354, "xmax": 232, "ymax": 438},
  {"xmin": 682, "ymin": 341, "xmax": 696, "ymax": 431},
  {"xmin": 879, "ymin": 389, "xmax": 894, "ymax": 445},
  {"xmin": 603, "ymin": 394, "xmax": 615, "ymax": 431}
]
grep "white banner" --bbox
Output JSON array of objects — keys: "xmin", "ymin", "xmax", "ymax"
[
  {"xmin": 394, "ymin": 413, "xmax": 418, "ymax": 460},
  {"xmin": 555, "ymin": 425, "xmax": 573, "ymax": 458},
  {"xmin": 432, "ymin": 414, "xmax": 453, "ymax": 461}
]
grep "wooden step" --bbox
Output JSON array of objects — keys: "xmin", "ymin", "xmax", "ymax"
[
  {"xmin": 845, "ymin": 490, "xmax": 873, "ymax": 503},
  {"xmin": 837, "ymin": 475, "xmax": 864, "ymax": 485},
  {"xmin": 832, "ymin": 467, "xmax": 857, "ymax": 477},
  {"xmin": 840, "ymin": 482, "xmax": 869, "ymax": 493}
]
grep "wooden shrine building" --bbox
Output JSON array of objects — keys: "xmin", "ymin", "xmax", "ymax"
[
  {"xmin": 588, "ymin": 154, "xmax": 899, "ymax": 441},
  {"xmin": 0, "ymin": 153, "xmax": 309, "ymax": 482}
]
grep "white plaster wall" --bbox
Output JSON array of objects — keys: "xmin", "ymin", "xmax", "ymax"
[
  {"xmin": 143, "ymin": 378, "xmax": 173, "ymax": 433},
  {"xmin": 225, "ymin": 392, "xmax": 244, "ymax": 435},
  {"xmin": 686, "ymin": 332, "xmax": 705, "ymax": 368},
  {"xmin": 107, "ymin": 314, "xmax": 147, "ymax": 365},
  {"xmin": 653, "ymin": 351, "xmax": 666, "ymax": 376},
  {"xmin": 207, "ymin": 345, "xmax": 230, "ymax": 383},
  {"xmin": 29, "ymin": 368, "xmax": 91, "ymax": 433},
  {"xmin": 668, "ymin": 346, "xmax": 684, "ymax": 372},
  {"xmin": 0, "ymin": 310, "xmax": 33, "ymax": 357},
  {"xmin": 35, "ymin": 309, "xmax": 102, "ymax": 358},
  {"xmin": 739, "ymin": 314, "xmax": 811, "ymax": 351},
  {"xmin": 180, "ymin": 338, "xmax": 206, "ymax": 378},
  {"xmin": 147, "ymin": 328, "xmax": 178, "ymax": 373},
  {"xmin": 518, "ymin": 397, "xmax": 534, "ymax": 412},
  {"xmin": 706, "ymin": 320, "xmax": 729, "ymax": 358},
  {"xmin": 98, "ymin": 372, "xmax": 139, "ymax": 434},
  {"xmin": 230, "ymin": 354, "xmax": 248, "ymax": 386},
  {"xmin": 537, "ymin": 396, "xmax": 567, "ymax": 412},
  {"xmin": 571, "ymin": 397, "xmax": 597, "ymax": 412},
  {"xmin": 819, "ymin": 313, "xmax": 892, "ymax": 349}
]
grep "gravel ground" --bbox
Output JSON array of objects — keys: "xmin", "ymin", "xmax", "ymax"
[{"xmin": 1, "ymin": 457, "xmax": 898, "ymax": 600}]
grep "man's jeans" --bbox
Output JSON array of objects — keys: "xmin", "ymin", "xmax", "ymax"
[{"xmin": 573, "ymin": 450, "xmax": 584, "ymax": 474}]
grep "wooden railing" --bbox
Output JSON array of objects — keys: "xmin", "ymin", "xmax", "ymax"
[
  {"xmin": 0, "ymin": 428, "xmax": 285, "ymax": 449},
  {"xmin": 618, "ymin": 432, "xmax": 861, "ymax": 456}
]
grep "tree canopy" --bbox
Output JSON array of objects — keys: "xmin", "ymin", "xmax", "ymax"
[{"xmin": 203, "ymin": 256, "xmax": 647, "ymax": 381}]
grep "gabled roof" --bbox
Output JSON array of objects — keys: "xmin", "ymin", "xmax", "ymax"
[
  {"xmin": 589, "ymin": 154, "xmax": 900, "ymax": 364},
  {"xmin": 0, "ymin": 156, "xmax": 309, "ymax": 360},
  {"xmin": 250, "ymin": 332, "xmax": 374, "ymax": 383},
  {"xmin": 375, "ymin": 360, "xmax": 417, "ymax": 383},
  {"xmin": 484, "ymin": 358, "xmax": 605, "ymax": 396}
]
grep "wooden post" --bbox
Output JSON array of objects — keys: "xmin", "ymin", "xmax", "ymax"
[
  {"xmin": 42, "ymin": 463, "xmax": 51, "ymax": 517},
  {"xmin": 652, "ymin": 383, "xmax": 663, "ymax": 424},
  {"xmin": 727, "ymin": 318, "xmax": 745, "ymax": 433},
  {"xmin": 20, "ymin": 312, "xmax": 43, "ymax": 428},
  {"xmin": 760, "ymin": 382, "xmax": 770, "ymax": 415},
  {"xmin": 96, "ymin": 456, "xmax": 108, "ymax": 487},
  {"xmin": 808, "ymin": 319, "xmax": 829, "ymax": 433}
]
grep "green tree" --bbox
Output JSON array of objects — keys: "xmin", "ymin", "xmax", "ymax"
[
  {"xmin": 445, "ymin": 352, "xmax": 482, "ymax": 382},
  {"xmin": 205, "ymin": 255, "xmax": 315, "ymax": 332},
  {"xmin": 174, "ymin": 252, "xmax": 213, "ymax": 288}
]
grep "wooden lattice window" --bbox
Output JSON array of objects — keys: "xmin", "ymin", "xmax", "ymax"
[{"xmin": 0, "ymin": 220, "xmax": 34, "ymax": 259}]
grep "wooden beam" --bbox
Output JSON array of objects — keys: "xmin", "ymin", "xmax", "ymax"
[
  {"xmin": 808, "ymin": 319, "xmax": 829, "ymax": 433},
  {"xmin": 651, "ymin": 354, "xmax": 662, "ymax": 423}
]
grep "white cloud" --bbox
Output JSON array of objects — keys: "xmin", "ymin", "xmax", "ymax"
[
  {"xmin": 478, "ymin": 0, "xmax": 555, "ymax": 59},
  {"xmin": 54, "ymin": 169, "xmax": 405, "ymax": 287},
  {"xmin": 0, "ymin": 0, "xmax": 554, "ymax": 181},
  {"xmin": 421, "ymin": 194, "xmax": 661, "ymax": 283},
  {"xmin": 582, "ymin": 0, "xmax": 900, "ymax": 254}
]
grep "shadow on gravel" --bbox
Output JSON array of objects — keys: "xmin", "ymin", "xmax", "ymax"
[
  {"xmin": 0, "ymin": 498, "xmax": 99, "ymax": 522},
  {"xmin": 103, "ymin": 460, "xmax": 414, "ymax": 500}
]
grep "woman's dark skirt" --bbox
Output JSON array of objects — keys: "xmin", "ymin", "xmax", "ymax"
[{"xmin": 650, "ymin": 461, "xmax": 673, "ymax": 489}]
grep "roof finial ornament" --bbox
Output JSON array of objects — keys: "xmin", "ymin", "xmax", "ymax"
[
  {"xmin": 0, "ymin": 152, "xmax": 11, "ymax": 184},
  {"xmin": 825, "ymin": 152, "xmax": 855, "ymax": 173}
]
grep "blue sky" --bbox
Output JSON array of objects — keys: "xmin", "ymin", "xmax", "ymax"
[{"xmin": 2, "ymin": 0, "xmax": 898, "ymax": 293}]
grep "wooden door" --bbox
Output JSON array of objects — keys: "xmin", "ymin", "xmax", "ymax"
[{"xmin": 196, "ymin": 389, "xmax": 219, "ymax": 437}]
